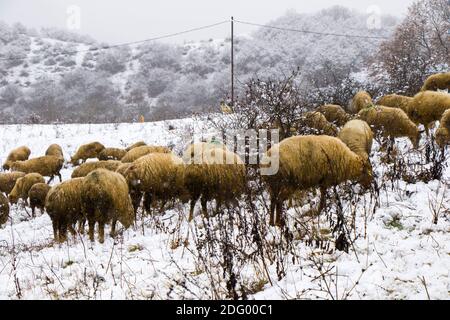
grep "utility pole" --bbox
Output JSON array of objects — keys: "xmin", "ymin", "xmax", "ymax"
[{"xmin": 231, "ymin": 16, "xmax": 234, "ymax": 106}]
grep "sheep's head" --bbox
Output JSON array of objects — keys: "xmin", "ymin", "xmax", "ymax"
[
  {"xmin": 2, "ymin": 161, "xmax": 10, "ymax": 171},
  {"xmin": 70, "ymin": 156, "xmax": 79, "ymax": 166},
  {"xmin": 358, "ymin": 159, "xmax": 373, "ymax": 189},
  {"xmin": 411, "ymin": 129, "xmax": 422, "ymax": 149},
  {"xmin": 118, "ymin": 195, "xmax": 135, "ymax": 228},
  {"xmin": 124, "ymin": 164, "xmax": 141, "ymax": 188},
  {"xmin": 8, "ymin": 191, "xmax": 19, "ymax": 204},
  {"xmin": 435, "ymin": 127, "xmax": 449, "ymax": 149}
]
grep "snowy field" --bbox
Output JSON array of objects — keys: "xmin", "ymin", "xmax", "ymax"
[{"xmin": 0, "ymin": 120, "xmax": 450, "ymax": 300}]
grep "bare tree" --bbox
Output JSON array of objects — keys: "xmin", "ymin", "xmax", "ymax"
[{"xmin": 372, "ymin": 0, "xmax": 450, "ymax": 95}]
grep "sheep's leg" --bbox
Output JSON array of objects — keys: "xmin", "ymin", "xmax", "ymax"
[
  {"xmin": 269, "ymin": 198, "xmax": 276, "ymax": 226},
  {"xmin": 60, "ymin": 219, "xmax": 68, "ymax": 243},
  {"xmin": 47, "ymin": 175, "xmax": 54, "ymax": 185},
  {"xmin": 98, "ymin": 222, "xmax": 105, "ymax": 244},
  {"xmin": 69, "ymin": 224, "xmax": 77, "ymax": 237},
  {"xmin": 52, "ymin": 219, "xmax": 59, "ymax": 243},
  {"xmin": 188, "ymin": 196, "xmax": 200, "ymax": 222},
  {"xmin": 58, "ymin": 173, "xmax": 62, "ymax": 182},
  {"xmin": 317, "ymin": 187, "xmax": 327, "ymax": 214},
  {"xmin": 110, "ymin": 219, "xmax": 117, "ymax": 238},
  {"xmin": 31, "ymin": 206, "xmax": 35, "ymax": 218},
  {"xmin": 159, "ymin": 200, "xmax": 167, "ymax": 214},
  {"xmin": 131, "ymin": 191, "xmax": 142, "ymax": 217},
  {"xmin": 275, "ymin": 201, "xmax": 284, "ymax": 227},
  {"xmin": 212, "ymin": 200, "xmax": 222, "ymax": 217},
  {"xmin": 143, "ymin": 193, "xmax": 152, "ymax": 215},
  {"xmin": 78, "ymin": 218, "xmax": 86, "ymax": 234},
  {"xmin": 88, "ymin": 219, "xmax": 95, "ymax": 242},
  {"xmin": 201, "ymin": 197, "xmax": 209, "ymax": 219}
]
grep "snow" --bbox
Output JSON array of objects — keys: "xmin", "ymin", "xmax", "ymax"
[{"xmin": 0, "ymin": 120, "xmax": 450, "ymax": 300}]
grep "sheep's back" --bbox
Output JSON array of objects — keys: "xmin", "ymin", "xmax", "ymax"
[
  {"xmin": 71, "ymin": 160, "xmax": 121, "ymax": 178},
  {"xmin": 265, "ymin": 135, "xmax": 361, "ymax": 189},
  {"xmin": 0, "ymin": 172, "xmax": 25, "ymax": 194}
]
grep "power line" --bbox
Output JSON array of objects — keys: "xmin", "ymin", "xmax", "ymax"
[
  {"xmin": 0, "ymin": 20, "xmax": 229, "ymax": 62},
  {"xmin": 234, "ymin": 19, "xmax": 390, "ymax": 40}
]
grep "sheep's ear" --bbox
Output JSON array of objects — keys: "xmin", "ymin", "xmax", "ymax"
[{"xmin": 418, "ymin": 129, "xmax": 425, "ymax": 134}]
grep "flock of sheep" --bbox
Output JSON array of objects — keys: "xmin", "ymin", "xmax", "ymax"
[{"xmin": 0, "ymin": 72, "xmax": 449, "ymax": 244}]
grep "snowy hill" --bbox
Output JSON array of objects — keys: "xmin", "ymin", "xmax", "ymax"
[{"xmin": 0, "ymin": 7, "xmax": 397, "ymax": 124}]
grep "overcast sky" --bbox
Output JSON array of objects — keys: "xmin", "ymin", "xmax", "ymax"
[{"xmin": 0, "ymin": 0, "xmax": 415, "ymax": 44}]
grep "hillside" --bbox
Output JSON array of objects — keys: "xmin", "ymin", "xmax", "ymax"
[{"xmin": 0, "ymin": 6, "xmax": 397, "ymax": 124}]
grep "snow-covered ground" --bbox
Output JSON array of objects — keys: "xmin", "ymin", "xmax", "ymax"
[{"xmin": 0, "ymin": 120, "xmax": 449, "ymax": 300}]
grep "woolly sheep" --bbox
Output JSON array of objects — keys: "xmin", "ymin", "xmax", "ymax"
[
  {"xmin": 71, "ymin": 160, "xmax": 122, "ymax": 178},
  {"xmin": 121, "ymin": 145, "xmax": 171, "ymax": 163},
  {"xmin": 316, "ymin": 104, "xmax": 352, "ymax": 127},
  {"xmin": 115, "ymin": 162, "xmax": 147, "ymax": 213},
  {"xmin": 408, "ymin": 91, "xmax": 450, "ymax": 132},
  {"xmin": 350, "ymin": 91, "xmax": 373, "ymax": 114},
  {"xmin": 262, "ymin": 135, "xmax": 372, "ymax": 226},
  {"xmin": 0, "ymin": 193, "xmax": 9, "ymax": 226},
  {"xmin": 81, "ymin": 169, "xmax": 134, "ymax": 243},
  {"xmin": 45, "ymin": 144, "xmax": 64, "ymax": 160},
  {"xmin": 295, "ymin": 111, "xmax": 338, "ymax": 136},
  {"xmin": 357, "ymin": 105, "xmax": 421, "ymax": 148},
  {"xmin": 338, "ymin": 120, "xmax": 374, "ymax": 161},
  {"xmin": 98, "ymin": 148, "xmax": 127, "ymax": 161},
  {"xmin": 70, "ymin": 142, "xmax": 105, "ymax": 165},
  {"xmin": 9, "ymin": 173, "xmax": 45, "ymax": 204},
  {"xmin": 421, "ymin": 72, "xmax": 450, "ymax": 92},
  {"xmin": 435, "ymin": 109, "xmax": 450, "ymax": 148},
  {"xmin": 183, "ymin": 143, "xmax": 246, "ymax": 221},
  {"xmin": 45, "ymin": 178, "xmax": 85, "ymax": 243},
  {"xmin": 0, "ymin": 172, "xmax": 25, "ymax": 195},
  {"xmin": 2, "ymin": 146, "xmax": 31, "ymax": 170},
  {"xmin": 11, "ymin": 156, "xmax": 63, "ymax": 183},
  {"xmin": 377, "ymin": 94, "xmax": 412, "ymax": 115},
  {"xmin": 28, "ymin": 183, "xmax": 51, "ymax": 217},
  {"xmin": 125, "ymin": 141, "xmax": 147, "ymax": 152},
  {"xmin": 123, "ymin": 153, "xmax": 186, "ymax": 214}
]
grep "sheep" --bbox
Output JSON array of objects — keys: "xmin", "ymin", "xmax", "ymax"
[
  {"xmin": 98, "ymin": 148, "xmax": 127, "ymax": 161},
  {"xmin": 316, "ymin": 104, "xmax": 352, "ymax": 127},
  {"xmin": 121, "ymin": 145, "xmax": 171, "ymax": 163},
  {"xmin": 350, "ymin": 91, "xmax": 373, "ymax": 113},
  {"xmin": 123, "ymin": 153, "xmax": 186, "ymax": 214},
  {"xmin": 262, "ymin": 135, "xmax": 372, "ymax": 226},
  {"xmin": 357, "ymin": 105, "xmax": 421, "ymax": 148},
  {"xmin": 183, "ymin": 143, "xmax": 246, "ymax": 221},
  {"xmin": 338, "ymin": 120, "xmax": 374, "ymax": 161},
  {"xmin": 125, "ymin": 141, "xmax": 147, "ymax": 152},
  {"xmin": 408, "ymin": 91, "xmax": 450, "ymax": 134},
  {"xmin": 70, "ymin": 142, "xmax": 105, "ymax": 165},
  {"xmin": 71, "ymin": 160, "xmax": 122, "ymax": 178},
  {"xmin": 81, "ymin": 169, "xmax": 134, "ymax": 243},
  {"xmin": 11, "ymin": 156, "xmax": 64, "ymax": 183},
  {"xmin": 45, "ymin": 144, "xmax": 64, "ymax": 160},
  {"xmin": 295, "ymin": 111, "xmax": 338, "ymax": 136},
  {"xmin": 9, "ymin": 173, "xmax": 45, "ymax": 205},
  {"xmin": 28, "ymin": 183, "xmax": 51, "ymax": 217},
  {"xmin": 2, "ymin": 146, "xmax": 31, "ymax": 170},
  {"xmin": 435, "ymin": 109, "xmax": 450, "ymax": 149},
  {"xmin": 0, "ymin": 172, "xmax": 25, "ymax": 195},
  {"xmin": 377, "ymin": 94, "xmax": 412, "ymax": 114},
  {"xmin": 421, "ymin": 72, "xmax": 450, "ymax": 92},
  {"xmin": 115, "ymin": 163, "xmax": 147, "ymax": 213},
  {"xmin": 183, "ymin": 141, "xmax": 227, "ymax": 162},
  {"xmin": 0, "ymin": 193, "xmax": 9, "ymax": 226},
  {"xmin": 45, "ymin": 178, "xmax": 85, "ymax": 243}
]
